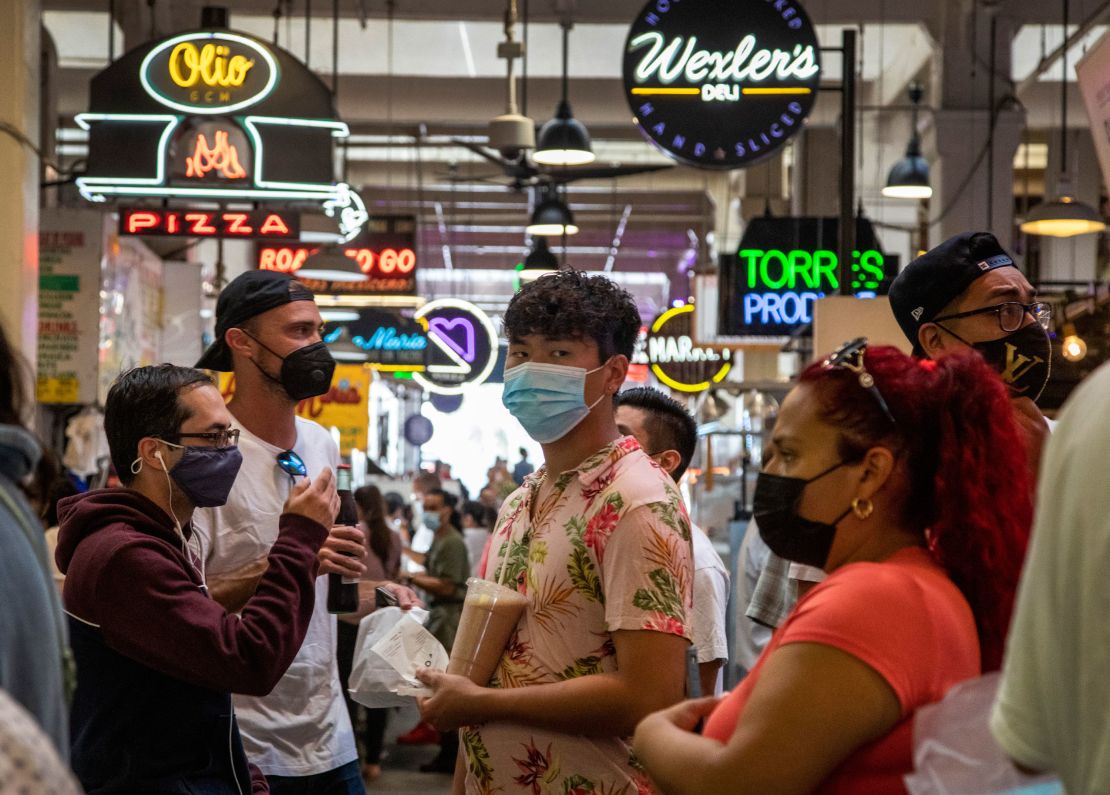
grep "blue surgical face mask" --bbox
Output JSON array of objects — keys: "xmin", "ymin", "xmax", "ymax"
[
  {"xmin": 423, "ymin": 511, "xmax": 441, "ymax": 531},
  {"xmin": 502, "ymin": 360, "xmax": 611, "ymax": 444}
]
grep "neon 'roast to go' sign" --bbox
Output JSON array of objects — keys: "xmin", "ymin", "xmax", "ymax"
[{"xmin": 622, "ymin": 0, "xmax": 821, "ymax": 169}]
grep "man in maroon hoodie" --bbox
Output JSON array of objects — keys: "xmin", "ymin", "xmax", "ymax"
[{"xmin": 56, "ymin": 364, "xmax": 338, "ymax": 794}]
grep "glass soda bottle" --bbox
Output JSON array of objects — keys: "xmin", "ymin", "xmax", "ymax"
[{"xmin": 327, "ymin": 464, "xmax": 361, "ymax": 614}]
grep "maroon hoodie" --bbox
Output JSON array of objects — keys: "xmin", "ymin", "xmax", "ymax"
[{"xmin": 56, "ymin": 488, "xmax": 328, "ymax": 794}]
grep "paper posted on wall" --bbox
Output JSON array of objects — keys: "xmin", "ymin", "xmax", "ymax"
[{"xmin": 348, "ymin": 606, "xmax": 449, "ymax": 708}]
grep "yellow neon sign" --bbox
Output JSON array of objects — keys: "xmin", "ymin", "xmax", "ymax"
[
  {"xmin": 168, "ymin": 42, "xmax": 254, "ymax": 89},
  {"xmin": 648, "ymin": 304, "xmax": 732, "ymax": 393}
]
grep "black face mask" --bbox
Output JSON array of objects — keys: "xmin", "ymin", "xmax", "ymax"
[
  {"xmin": 753, "ymin": 461, "xmax": 852, "ymax": 569},
  {"xmin": 243, "ymin": 331, "xmax": 336, "ymax": 401},
  {"xmin": 970, "ymin": 323, "xmax": 1052, "ymax": 404}
]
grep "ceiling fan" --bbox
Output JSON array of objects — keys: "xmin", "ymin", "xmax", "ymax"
[
  {"xmin": 442, "ymin": 0, "xmax": 673, "ymax": 192},
  {"xmin": 445, "ymin": 139, "xmax": 674, "ymax": 192}
]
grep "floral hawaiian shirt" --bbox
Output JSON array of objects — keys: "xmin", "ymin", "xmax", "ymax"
[{"xmin": 468, "ymin": 436, "xmax": 694, "ymax": 795}]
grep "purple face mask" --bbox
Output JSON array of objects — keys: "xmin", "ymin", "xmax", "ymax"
[{"xmin": 165, "ymin": 444, "xmax": 244, "ymax": 508}]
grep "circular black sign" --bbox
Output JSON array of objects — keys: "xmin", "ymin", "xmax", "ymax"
[{"xmin": 622, "ymin": 0, "xmax": 821, "ymax": 170}]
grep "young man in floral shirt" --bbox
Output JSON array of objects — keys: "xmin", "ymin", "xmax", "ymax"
[{"xmin": 417, "ymin": 271, "xmax": 694, "ymax": 795}]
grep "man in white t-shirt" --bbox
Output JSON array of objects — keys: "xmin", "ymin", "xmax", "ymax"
[
  {"xmin": 616, "ymin": 387, "xmax": 730, "ymax": 695},
  {"xmin": 193, "ymin": 271, "xmax": 416, "ymax": 794},
  {"xmin": 990, "ymin": 361, "xmax": 1110, "ymax": 792}
]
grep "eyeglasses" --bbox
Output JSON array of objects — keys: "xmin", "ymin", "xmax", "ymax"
[
  {"xmin": 823, "ymin": 338, "xmax": 897, "ymax": 425},
  {"xmin": 276, "ymin": 450, "xmax": 307, "ymax": 484},
  {"xmin": 173, "ymin": 428, "xmax": 241, "ymax": 447},
  {"xmin": 932, "ymin": 301, "xmax": 1052, "ymax": 334}
]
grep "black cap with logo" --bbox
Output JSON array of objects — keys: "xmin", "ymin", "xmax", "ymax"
[
  {"xmin": 888, "ymin": 231, "xmax": 1017, "ymax": 353},
  {"xmin": 196, "ymin": 271, "xmax": 316, "ymax": 371}
]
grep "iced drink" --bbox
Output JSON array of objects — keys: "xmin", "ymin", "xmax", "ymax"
[{"xmin": 447, "ymin": 577, "xmax": 529, "ymax": 686}]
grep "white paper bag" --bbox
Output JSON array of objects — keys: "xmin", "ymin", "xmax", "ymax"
[
  {"xmin": 904, "ymin": 673, "xmax": 1062, "ymax": 795},
  {"xmin": 348, "ymin": 606, "xmax": 449, "ymax": 708}
]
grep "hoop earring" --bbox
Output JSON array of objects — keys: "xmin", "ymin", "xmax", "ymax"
[{"xmin": 851, "ymin": 497, "xmax": 874, "ymax": 520}]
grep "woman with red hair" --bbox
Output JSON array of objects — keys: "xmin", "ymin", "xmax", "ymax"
[{"xmin": 634, "ymin": 340, "xmax": 1032, "ymax": 795}]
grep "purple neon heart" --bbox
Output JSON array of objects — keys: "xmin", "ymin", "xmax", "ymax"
[{"xmin": 429, "ymin": 316, "xmax": 477, "ymax": 363}]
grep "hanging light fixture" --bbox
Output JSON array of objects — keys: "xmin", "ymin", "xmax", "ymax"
[
  {"xmin": 523, "ymin": 235, "xmax": 559, "ymax": 269},
  {"xmin": 882, "ymin": 82, "xmax": 933, "ymax": 200},
  {"xmin": 1021, "ymin": 0, "xmax": 1106, "ymax": 237},
  {"xmin": 296, "ymin": 246, "xmax": 366, "ymax": 282},
  {"xmin": 1060, "ymin": 321, "xmax": 1088, "ymax": 361},
  {"xmin": 525, "ymin": 186, "xmax": 579, "ymax": 236},
  {"xmin": 532, "ymin": 20, "xmax": 595, "ymax": 166}
]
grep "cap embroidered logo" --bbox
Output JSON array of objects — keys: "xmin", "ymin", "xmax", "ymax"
[{"xmin": 911, "ymin": 307, "xmax": 924, "ymax": 321}]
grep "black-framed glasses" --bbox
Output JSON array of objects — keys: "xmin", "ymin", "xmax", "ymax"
[
  {"xmin": 173, "ymin": 428, "xmax": 241, "ymax": 447},
  {"xmin": 276, "ymin": 450, "xmax": 307, "ymax": 484},
  {"xmin": 823, "ymin": 338, "xmax": 897, "ymax": 425},
  {"xmin": 932, "ymin": 301, "xmax": 1051, "ymax": 334}
]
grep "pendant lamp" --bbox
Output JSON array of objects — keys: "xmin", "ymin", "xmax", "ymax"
[
  {"xmin": 533, "ymin": 21, "xmax": 595, "ymax": 166},
  {"xmin": 523, "ymin": 235, "xmax": 559, "ymax": 269},
  {"xmin": 296, "ymin": 246, "xmax": 366, "ymax": 282},
  {"xmin": 1021, "ymin": 0, "xmax": 1106, "ymax": 237},
  {"xmin": 882, "ymin": 83, "xmax": 933, "ymax": 200},
  {"xmin": 525, "ymin": 186, "xmax": 579, "ymax": 236}
]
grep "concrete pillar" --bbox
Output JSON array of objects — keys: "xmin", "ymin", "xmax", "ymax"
[
  {"xmin": 0, "ymin": 0, "xmax": 41, "ymax": 365},
  {"xmin": 792, "ymin": 127, "xmax": 840, "ymax": 218},
  {"xmin": 929, "ymin": 2, "xmax": 1026, "ymax": 250},
  {"xmin": 930, "ymin": 107, "xmax": 1026, "ymax": 250}
]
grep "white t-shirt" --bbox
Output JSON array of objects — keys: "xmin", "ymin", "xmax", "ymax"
[
  {"xmin": 990, "ymin": 362, "xmax": 1110, "ymax": 792},
  {"xmin": 193, "ymin": 417, "xmax": 357, "ymax": 778},
  {"xmin": 463, "ymin": 527, "xmax": 489, "ymax": 579},
  {"xmin": 691, "ymin": 524, "xmax": 729, "ymax": 696},
  {"xmin": 734, "ymin": 520, "xmax": 773, "ymax": 675}
]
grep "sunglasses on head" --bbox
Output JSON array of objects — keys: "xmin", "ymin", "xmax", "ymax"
[
  {"xmin": 822, "ymin": 338, "xmax": 897, "ymax": 425},
  {"xmin": 276, "ymin": 450, "xmax": 307, "ymax": 484}
]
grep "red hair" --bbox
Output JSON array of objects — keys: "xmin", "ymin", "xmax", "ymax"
[{"xmin": 799, "ymin": 346, "xmax": 1032, "ymax": 671}]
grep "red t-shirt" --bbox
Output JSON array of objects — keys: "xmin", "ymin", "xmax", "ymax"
[{"xmin": 703, "ymin": 547, "xmax": 980, "ymax": 794}]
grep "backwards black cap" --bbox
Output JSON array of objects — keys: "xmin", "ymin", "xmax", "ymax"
[
  {"xmin": 888, "ymin": 231, "xmax": 1017, "ymax": 353},
  {"xmin": 196, "ymin": 271, "xmax": 315, "ymax": 371}
]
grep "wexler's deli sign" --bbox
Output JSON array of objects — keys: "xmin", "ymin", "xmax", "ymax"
[
  {"xmin": 719, "ymin": 217, "xmax": 897, "ymax": 338},
  {"xmin": 76, "ymin": 29, "xmax": 366, "ymax": 241},
  {"xmin": 622, "ymin": 0, "xmax": 821, "ymax": 169}
]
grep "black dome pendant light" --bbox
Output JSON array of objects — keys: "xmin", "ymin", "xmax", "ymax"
[{"xmin": 533, "ymin": 19, "xmax": 595, "ymax": 166}]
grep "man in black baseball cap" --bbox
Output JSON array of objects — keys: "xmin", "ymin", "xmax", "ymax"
[
  {"xmin": 194, "ymin": 269, "xmax": 391, "ymax": 792},
  {"xmin": 889, "ymin": 231, "xmax": 1052, "ymax": 473},
  {"xmin": 197, "ymin": 270, "xmax": 319, "ymax": 374}
]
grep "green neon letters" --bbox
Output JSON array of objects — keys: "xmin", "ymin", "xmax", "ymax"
[{"xmin": 738, "ymin": 248, "xmax": 885, "ymax": 292}]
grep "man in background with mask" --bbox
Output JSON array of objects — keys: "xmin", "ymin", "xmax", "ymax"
[
  {"xmin": 889, "ymin": 231, "xmax": 1053, "ymax": 476},
  {"xmin": 193, "ymin": 271, "xmax": 416, "ymax": 794},
  {"xmin": 615, "ymin": 387, "xmax": 730, "ymax": 697},
  {"xmin": 56, "ymin": 364, "xmax": 339, "ymax": 793},
  {"xmin": 415, "ymin": 270, "xmax": 694, "ymax": 794}
]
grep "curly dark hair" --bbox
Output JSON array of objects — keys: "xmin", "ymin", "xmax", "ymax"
[{"xmin": 503, "ymin": 270, "xmax": 641, "ymax": 360}]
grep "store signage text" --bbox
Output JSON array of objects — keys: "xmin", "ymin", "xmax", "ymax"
[
  {"xmin": 628, "ymin": 33, "xmax": 819, "ymax": 104},
  {"xmin": 647, "ymin": 304, "xmax": 731, "ymax": 393},
  {"xmin": 168, "ymin": 41, "xmax": 255, "ymax": 89},
  {"xmin": 258, "ymin": 246, "xmax": 417, "ymax": 276},
  {"xmin": 736, "ymin": 249, "xmax": 889, "ymax": 330},
  {"xmin": 141, "ymin": 32, "xmax": 278, "ymax": 114},
  {"xmin": 622, "ymin": 0, "xmax": 820, "ymax": 169},
  {"xmin": 120, "ymin": 209, "xmax": 298, "ymax": 239},
  {"xmin": 353, "ymin": 327, "xmax": 428, "ymax": 352}
]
